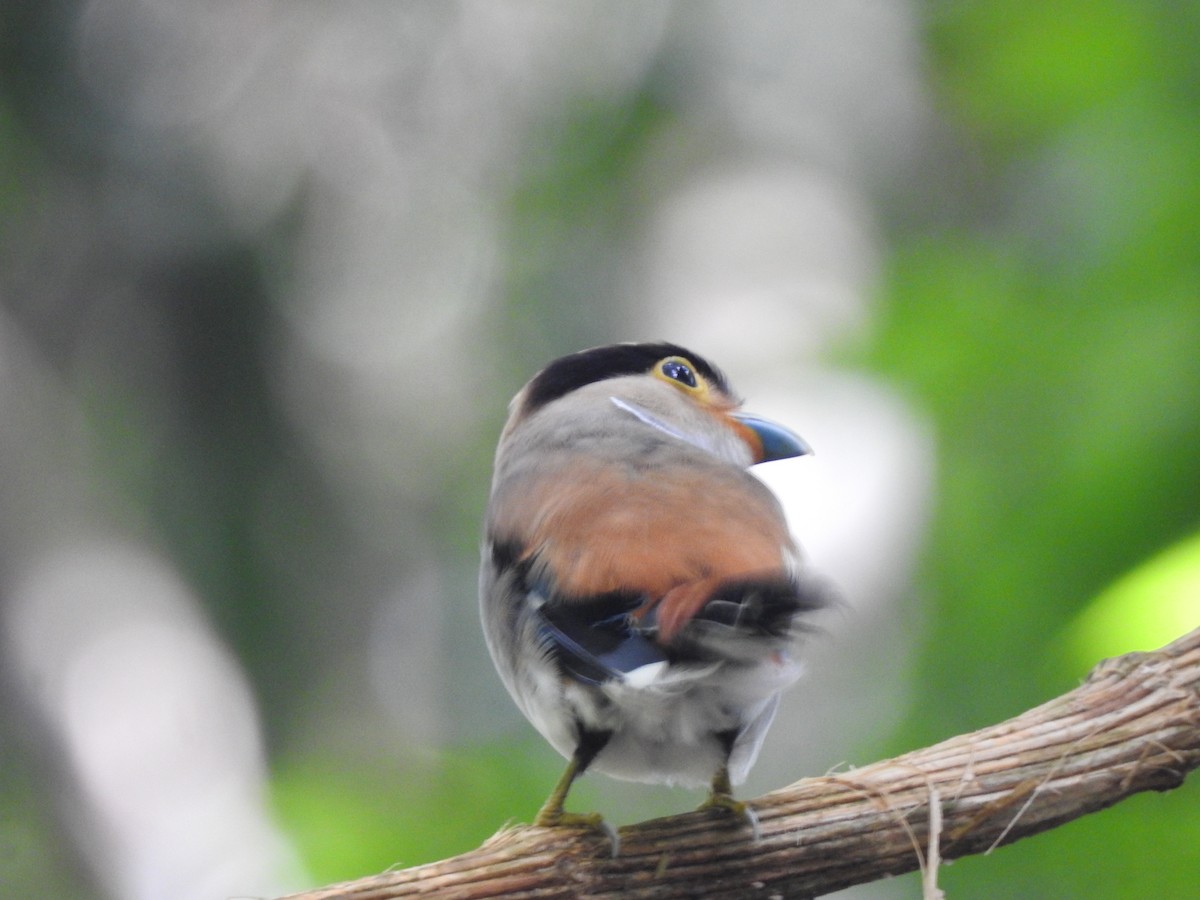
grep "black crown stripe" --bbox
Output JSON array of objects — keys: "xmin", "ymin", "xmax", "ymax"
[{"xmin": 519, "ymin": 342, "xmax": 728, "ymax": 417}]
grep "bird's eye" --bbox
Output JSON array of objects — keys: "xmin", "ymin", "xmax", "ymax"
[{"xmin": 659, "ymin": 357, "xmax": 697, "ymax": 389}]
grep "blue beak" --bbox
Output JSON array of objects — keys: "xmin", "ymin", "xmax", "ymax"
[{"xmin": 731, "ymin": 412, "xmax": 812, "ymax": 464}]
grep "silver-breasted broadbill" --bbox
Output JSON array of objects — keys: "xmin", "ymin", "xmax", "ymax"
[{"xmin": 479, "ymin": 342, "xmax": 822, "ymax": 841}]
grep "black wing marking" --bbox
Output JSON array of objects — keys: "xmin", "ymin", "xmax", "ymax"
[
  {"xmin": 668, "ymin": 574, "xmax": 829, "ymax": 663},
  {"xmin": 536, "ymin": 592, "xmax": 668, "ymax": 686},
  {"xmin": 692, "ymin": 576, "xmax": 824, "ymax": 636}
]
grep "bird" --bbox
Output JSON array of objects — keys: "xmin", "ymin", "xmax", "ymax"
[{"xmin": 479, "ymin": 341, "xmax": 822, "ymax": 844}]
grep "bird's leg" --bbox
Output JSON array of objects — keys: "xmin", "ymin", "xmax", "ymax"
[
  {"xmin": 697, "ymin": 732, "xmax": 762, "ymax": 840},
  {"xmin": 534, "ymin": 727, "xmax": 619, "ymax": 854},
  {"xmin": 534, "ymin": 753, "xmax": 586, "ymax": 826}
]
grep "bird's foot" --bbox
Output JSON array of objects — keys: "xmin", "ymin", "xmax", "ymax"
[
  {"xmin": 534, "ymin": 805, "xmax": 620, "ymax": 856},
  {"xmin": 698, "ymin": 791, "xmax": 762, "ymax": 842}
]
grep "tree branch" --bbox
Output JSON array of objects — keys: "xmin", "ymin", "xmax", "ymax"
[{"xmin": 280, "ymin": 626, "xmax": 1200, "ymax": 899}]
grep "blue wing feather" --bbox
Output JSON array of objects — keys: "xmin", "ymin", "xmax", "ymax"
[{"xmin": 536, "ymin": 593, "xmax": 668, "ymax": 685}]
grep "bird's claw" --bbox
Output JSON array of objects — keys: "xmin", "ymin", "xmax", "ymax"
[
  {"xmin": 698, "ymin": 792, "xmax": 762, "ymax": 842},
  {"xmin": 534, "ymin": 808, "xmax": 620, "ymax": 857}
]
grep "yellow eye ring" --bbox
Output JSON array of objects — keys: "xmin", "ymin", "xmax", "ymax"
[{"xmin": 654, "ymin": 356, "xmax": 708, "ymax": 398}]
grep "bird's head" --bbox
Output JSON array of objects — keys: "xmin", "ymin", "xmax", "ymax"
[{"xmin": 500, "ymin": 341, "xmax": 810, "ymax": 468}]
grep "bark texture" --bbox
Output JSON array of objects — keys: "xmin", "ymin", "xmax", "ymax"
[{"xmin": 281, "ymin": 626, "xmax": 1200, "ymax": 899}]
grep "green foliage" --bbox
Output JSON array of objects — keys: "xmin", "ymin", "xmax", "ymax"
[
  {"xmin": 862, "ymin": 2, "xmax": 1200, "ymax": 895},
  {"xmin": 928, "ymin": 0, "xmax": 1160, "ymax": 147},
  {"xmin": 4, "ymin": 4, "xmax": 1197, "ymax": 897},
  {"xmin": 271, "ymin": 739, "xmax": 552, "ymax": 886},
  {"xmin": 0, "ymin": 754, "xmax": 98, "ymax": 900},
  {"xmin": 1068, "ymin": 530, "xmax": 1200, "ymax": 666}
]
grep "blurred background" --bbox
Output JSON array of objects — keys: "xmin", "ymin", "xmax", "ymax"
[{"xmin": 1, "ymin": 2, "xmax": 1198, "ymax": 898}]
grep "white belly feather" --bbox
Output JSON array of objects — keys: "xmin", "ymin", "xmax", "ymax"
[{"xmin": 517, "ymin": 641, "xmax": 801, "ymax": 788}]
